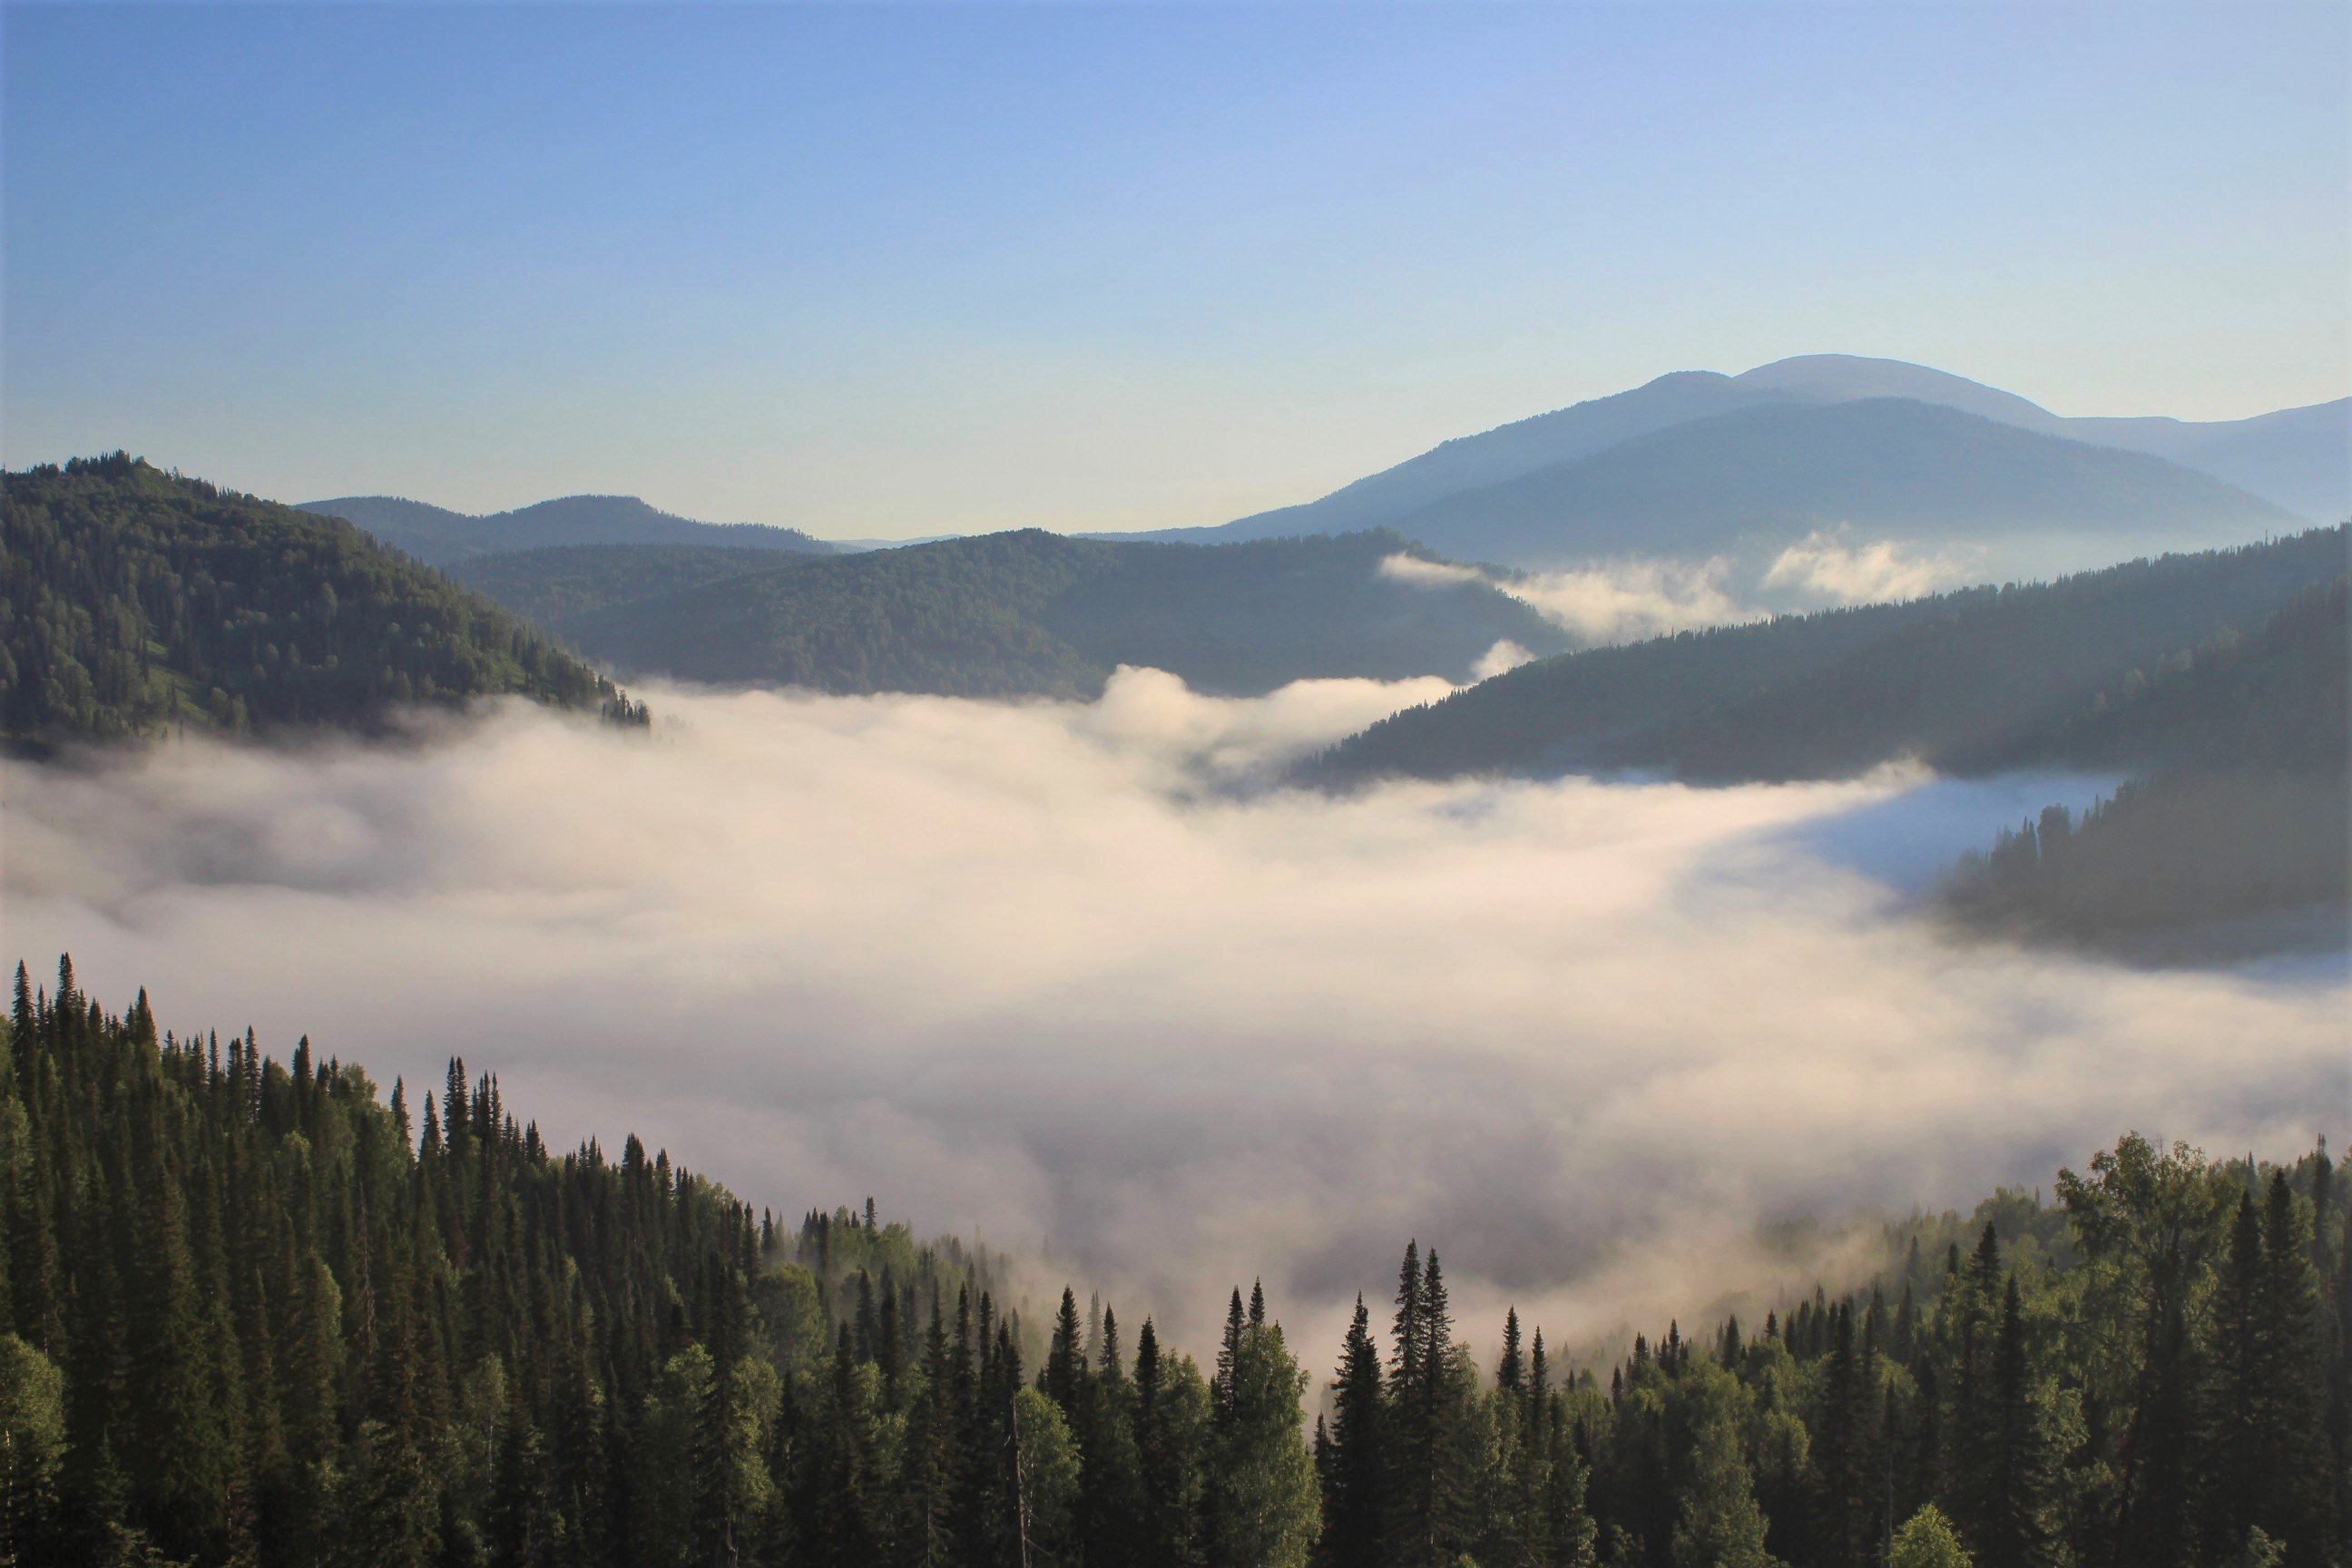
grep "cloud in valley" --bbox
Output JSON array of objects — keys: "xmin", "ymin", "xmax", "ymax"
[
  {"xmin": 1381, "ymin": 551, "xmax": 1754, "ymax": 644},
  {"xmin": 3, "ymin": 679, "xmax": 2343, "ymax": 1365},
  {"xmin": 1386, "ymin": 529, "xmax": 1981, "ymax": 651},
  {"xmin": 1763, "ymin": 528, "xmax": 1976, "ymax": 603}
]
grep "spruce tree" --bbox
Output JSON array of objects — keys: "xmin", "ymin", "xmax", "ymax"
[{"xmin": 1323, "ymin": 1296, "xmax": 1386, "ymax": 1568}]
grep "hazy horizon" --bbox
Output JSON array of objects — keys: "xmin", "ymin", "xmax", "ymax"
[{"xmin": 7, "ymin": 3, "xmax": 2347, "ymax": 540}]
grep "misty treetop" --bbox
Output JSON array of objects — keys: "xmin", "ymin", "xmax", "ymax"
[
  {"xmin": 0, "ymin": 959, "xmax": 2343, "ymax": 1568},
  {"xmin": 0, "ymin": 456, "xmax": 638, "ymax": 744}
]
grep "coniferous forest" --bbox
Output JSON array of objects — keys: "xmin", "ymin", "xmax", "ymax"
[
  {"xmin": 0, "ymin": 959, "xmax": 2341, "ymax": 1568},
  {"xmin": 0, "ymin": 457, "xmax": 633, "ymax": 745},
  {"xmin": 1945, "ymin": 576, "xmax": 2350, "ymax": 950}
]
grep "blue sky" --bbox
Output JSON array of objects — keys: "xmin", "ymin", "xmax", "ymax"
[{"xmin": 5, "ymin": 3, "xmax": 2347, "ymax": 537}]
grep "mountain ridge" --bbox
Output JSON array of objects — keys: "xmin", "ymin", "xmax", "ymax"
[
  {"xmin": 299, "ymin": 492, "xmax": 833, "ymax": 566},
  {"xmin": 1372, "ymin": 396, "xmax": 2298, "ymax": 567},
  {"xmin": 520, "ymin": 528, "xmax": 1572, "ymax": 699},
  {"xmin": 1119, "ymin": 355, "xmax": 2346, "ymax": 563}
]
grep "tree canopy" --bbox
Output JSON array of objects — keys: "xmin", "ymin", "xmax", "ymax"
[
  {"xmin": 2, "ymin": 456, "xmax": 631, "ymax": 744},
  {"xmin": 0, "ymin": 959, "xmax": 2341, "ymax": 1567}
]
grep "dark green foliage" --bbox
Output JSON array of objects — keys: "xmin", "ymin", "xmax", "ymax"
[
  {"xmin": 1322, "ymin": 1297, "xmax": 1387, "ymax": 1568},
  {"xmin": 1, "ymin": 456, "xmax": 622, "ymax": 743},
  {"xmin": 1305, "ymin": 525, "xmax": 2346, "ymax": 787},
  {"xmin": 1, "ymin": 965, "xmax": 2342, "ymax": 1567},
  {"xmin": 448, "ymin": 544, "xmax": 809, "ymax": 632},
  {"xmin": 526, "ymin": 528, "xmax": 1571, "ymax": 698},
  {"xmin": 0, "ymin": 957, "xmax": 1003, "ymax": 1566}
]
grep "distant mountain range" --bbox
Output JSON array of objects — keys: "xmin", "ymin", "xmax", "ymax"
[
  {"xmin": 298, "ymin": 358, "xmax": 2345, "ymax": 592},
  {"xmin": 1329, "ymin": 397, "xmax": 2294, "ymax": 569},
  {"xmin": 1121, "ymin": 355, "xmax": 2345, "ymax": 577},
  {"xmin": 297, "ymin": 493, "xmax": 832, "ymax": 566},
  {"xmin": 456, "ymin": 530, "xmax": 1569, "ymax": 698}
]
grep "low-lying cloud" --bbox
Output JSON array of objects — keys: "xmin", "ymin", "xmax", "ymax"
[
  {"xmin": 1763, "ymin": 528, "xmax": 1975, "ymax": 603},
  {"xmin": 5, "ymin": 679, "xmax": 2342, "ymax": 1366},
  {"xmin": 1386, "ymin": 530, "xmax": 1979, "ymax": 651},
  {"xmin": 1381, "ymin": 551, "xmax": 1753, "ymax": 644}
]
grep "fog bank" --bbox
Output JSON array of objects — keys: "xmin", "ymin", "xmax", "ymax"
[{"xmin": 5, "ymin": 675, "xmax": 2342, "ymax": 1361}]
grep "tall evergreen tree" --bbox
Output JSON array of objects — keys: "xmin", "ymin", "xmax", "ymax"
[{"xmin": 1322, "ymin": 1296, "xmax": 1385, "ymax": 1568}]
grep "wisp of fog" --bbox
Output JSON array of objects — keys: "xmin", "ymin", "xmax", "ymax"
[
  {"xmin": 4, "ymin": 672, "xmax": 2343, "ymax": 1361},
  {"xmin": 1382, "ymin": 530, "xmax": 1977, "ymax": 647}
]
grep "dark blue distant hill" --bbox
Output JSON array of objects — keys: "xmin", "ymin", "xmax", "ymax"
[
  {"xmin": 1122, "ymin": 355, "xmax": 2343, "ymax": 570},
  {"xmin": 299, "ymin": 493, "xmax": 833, "ymax": 565}
]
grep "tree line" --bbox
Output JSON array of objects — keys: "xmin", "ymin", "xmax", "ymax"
[{"xmin": 0, "ymin": 958, "xmax": 2341, "ymax": 1567}]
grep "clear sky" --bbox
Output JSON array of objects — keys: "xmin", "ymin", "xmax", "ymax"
[{"xmin": 5, "ymin": 3, "xmax": 2347, "ymax": 538}]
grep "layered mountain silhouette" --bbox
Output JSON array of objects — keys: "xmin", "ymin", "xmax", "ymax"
[
  {"xmin": 298, "ymin": 493, "xmax": 831, "ymax": 565},
  {"xmin": 1360, "ymin": 398, "xmax": 2298, "ymax": 567},
  {"xmin": 1123, "ymin": 355, "xmax": 2343, "ymax": 572}
]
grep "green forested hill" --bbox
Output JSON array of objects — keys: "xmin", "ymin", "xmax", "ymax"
[
  {"xmin": 1, "ymin": 959, "xmax": 2343, "ymax": 1567},
  {"xmin": 524, "ymin": 528, "xmax": 1571, "ymax": 698},
  {"xmin": 1305, "ymin": 526, "xmax": 2347, "ymax": 787},
  {"xmin": 1955, "ymin": 575, "xmax": 2349, "ymax": 776},
  {"xmin": 447, "ymin": 543, "xmax": 802, "ymax": 633},
  {"xmin": 1940, "ymin": 580, "xmax": 2349, "ymax": 952},
  {"xmin": 567, "ymin": 530, "xmax": 1113, "ymax": 698},
  {"xmin": 1, "ymin": 456, "xmax": 625, "ymax": 743}
]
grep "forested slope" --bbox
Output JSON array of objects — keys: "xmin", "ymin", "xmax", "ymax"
[
  {"xmin": 1940, "ymin": 580, "xmax": 2349, "ymax": 952},
  {"xmin": 447, "ymin": 544, "xmax": 802, "ymax": 634},
  {"xmin": 1, "ymin": 960, "xmax": 2343, "ymax": 1568},
  {"xmin": 1, "ymin": 456, "xmax": 628, "ymax": 744},
  {"xmin": 545, "ymin": 528, "xmax": 1570, "ymax": 698},
  {"xmin": 1304, "ymin": 526, "xmax": 2347, "ymax": 787}
]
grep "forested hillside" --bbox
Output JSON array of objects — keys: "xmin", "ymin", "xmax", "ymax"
[
  {"xmin": 534, "ymin": 529, "xmax": 1570, "ymax": 698},
  {"xmin": 1941, "ymin": 579, "xmax": 2349, "ymax": 952},
  {"xmin": 1954, "ymin": 576, "xmax": 2348, "ymax": 777},
  {"xmin": 1, "ymin": 959, "xmax": 2342, "ymax": 1568},
  {"xmin": 447, "ymin": 544, "xmax": 801, "ymax": 634},
  {"xmin": 0, "ymin": 456, "xmax": 630, "ymax": 744},
  {"xmin": 298, "ymin": 495, "xmax": 831, "ymax": 567},
  {"xmin": 1304, "ymin": 527, "xmax": 2347, "ymax": 787}
]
